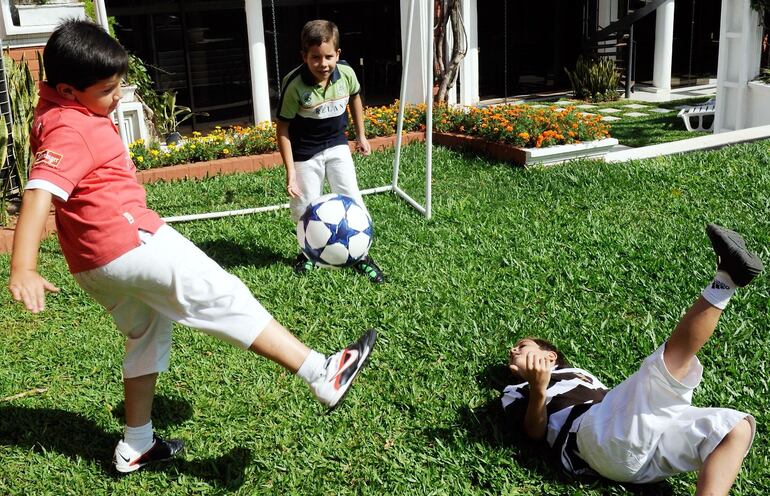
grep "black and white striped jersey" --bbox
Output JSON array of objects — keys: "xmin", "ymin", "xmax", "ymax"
[{"xmin": 501, "ymin": 367, "xmax": 609, "ymax": 475}]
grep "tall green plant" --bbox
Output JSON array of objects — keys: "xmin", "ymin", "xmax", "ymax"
[
  {"xmin": 4, "ymin": 54, "xmax": 39, "ymax": 193},
  {"xmin": 565, "ymin": 56, "xmax": 620, "ymax": 103},
  {"xmin": 0, "ymin": 113, "xmax": 10, "ymax": 226},
  {"xmin": 157, "ymin": 91, "xmax": 206, "ymax": 137}
]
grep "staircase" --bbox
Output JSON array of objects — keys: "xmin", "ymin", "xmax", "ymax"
[{"xmin": 583, "ymin": 0, "xmax": 669, "ymax": 97}]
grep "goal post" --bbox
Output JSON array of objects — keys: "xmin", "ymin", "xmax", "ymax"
[{"xmin": 162, "ymin": 0, "xmax": 433, "ymax": 224}]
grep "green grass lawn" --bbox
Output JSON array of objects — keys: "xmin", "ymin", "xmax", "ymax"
[{"xmin": 1, "ymin": 141, "xmax": 769, "ymax": 495}]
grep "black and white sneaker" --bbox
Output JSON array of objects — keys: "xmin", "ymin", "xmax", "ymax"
[
  {"xmin": 706, "ymin": 223, "xmax": 764, "ymax": 287},
  {"xmin": 311, "ymin": 329, "xmax": 377, "ymax": 410},
  {"xmin": 113, "ymin": 435, "xmax": 185, "ymax": 473}
]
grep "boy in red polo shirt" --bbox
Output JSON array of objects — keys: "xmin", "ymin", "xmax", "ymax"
[{"xmin": 8, "ymin": 19, "xmax": 376, "ymax": 474}]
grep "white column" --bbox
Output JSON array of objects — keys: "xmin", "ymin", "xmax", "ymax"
[
  {"xmin": 245, "ymin": 0, "xmax": 272, "ymax": 123},
  {"xmin": 458, "ymin": 0, "xmax": 478, "ymax": 105},
  {"xmin": 714, "ymin": 0, "xmax": 763, "ymax": 132},
  {"xmin": 652, "ymin": 0, "xmax": 675, "ymax": 91},
  {"xmin": 400, "ymin": 0, "xmax": 429, "ymax": 104},
  {"xmin": 93, "ymin": 0, "xmax": 110, "ymax": 32}
]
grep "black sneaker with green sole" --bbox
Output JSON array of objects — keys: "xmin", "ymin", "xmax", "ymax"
[
  {"xmin": 353, "ymin": 256, "xmax": 385, "ymax": 284},
  {"xmin": 293, "ymin": 253, "xmax": 316, "ymax": 274}
]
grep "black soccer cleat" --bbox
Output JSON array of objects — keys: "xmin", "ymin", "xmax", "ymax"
[
  {"xmin": 706, "ymin": 223, "xmax": 764, "ymax": 287},
  {"xmin": 293, "ymin": 252, "xmax": 316, "ymax": 275},
  {"xmin": 114, "ymin": 435, "xmax": 185, "ymax": 473},
  {"xmin": 353, "ymin": 256, "xmax": 385, "ymax": 284}
]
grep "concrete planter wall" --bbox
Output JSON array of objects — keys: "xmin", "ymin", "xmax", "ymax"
[
  {"xmin": 434, "ymin": 132, "xmax": 618, "ymax": 167},
  {"xmin": 16, "ymin": 2, "xmax": 85, "ymax": 27}
]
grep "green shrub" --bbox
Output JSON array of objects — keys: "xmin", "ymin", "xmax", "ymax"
[{"xmin": 565, "ymin": 56, "xmax": 620, "ymax": 103}]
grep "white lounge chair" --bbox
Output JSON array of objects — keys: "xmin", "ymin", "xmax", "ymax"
[{"xmin": 677, "ymin": 99, "xmax": 715, "ymax": 132}]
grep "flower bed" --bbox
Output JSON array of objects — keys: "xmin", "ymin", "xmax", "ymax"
[{"xmin": 128, "ymin": 102, "xmax": 610, "ymax": 170}]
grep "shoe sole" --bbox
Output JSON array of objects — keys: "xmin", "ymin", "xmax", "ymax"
[
  {"xmin": 326, "ymin": 329, "xmax": 377, "ymax": 414},
  {"xmin": 706, "ymin": 224, "xmax": 764, "ymax": 286}
]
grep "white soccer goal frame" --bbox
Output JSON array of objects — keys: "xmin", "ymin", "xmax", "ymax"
[{"xmin": 160, "ymin": 0, "xmax": 433, "ymax": 224}]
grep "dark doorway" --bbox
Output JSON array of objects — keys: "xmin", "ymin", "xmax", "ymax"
[
  {"xmin": 617, "ymin": 0, "xmax": 721, "ymax": 88},
  {"xmin": 108, "ymin": 0, "xmax": 402, "ymax": 132},
  {"xmin": 477, "ymin": 0, "xmax": 584, "ymax": 100},
  {"xmin": 671, "ymin": 0, "xmax": 721, "ymax": 86},
  {"xmin": 266, "ymin": 0, "xmax": 402, "ymax": 110},
  {"xmin": 108, "ymin": 0, "xmax": 252, "ymax": 130}
]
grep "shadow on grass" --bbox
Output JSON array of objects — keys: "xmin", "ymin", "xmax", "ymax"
[
  {"xmin": 442, "ymin": 363, "xmax": 675, "ymax": 495},
  {"xmin": 196, "ymin": 239, "xmax": 293, "ymax": 269},
  {"xmin": 0, "ymin": 395, "xmax": 251, "ymax": 489}
]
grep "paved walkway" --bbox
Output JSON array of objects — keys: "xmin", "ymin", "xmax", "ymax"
[{"xmin": 479, "ymin": 83, "xmax": 717, "ymax": 125}]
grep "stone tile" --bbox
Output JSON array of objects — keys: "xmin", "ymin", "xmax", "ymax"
[
  {"xmin": 598, "ymin": 108, "xmax": 622, "ymax": 113},
  {"xmin": 622, "ymin": 104, "xmax": 649, "ymax": 109},
  {"xmin": 624, "ymin": 112, "xmax": 649, "ymax": 117},
  {"xmin": 578, "ymin": 112, "xmax": 596, "ymax": 117},
  {"xmin": 529, "ymin": 104, "xmax": 549, "ymax": 109},
  {"xmin": 555, "ymin": 100, "xmax": 577, "ymax": 105},
  {"xmin": 648, "ymin": 108, "xmax": 673, "ymax": 113},
  {"xmin": 601, "ymin": 116, "xmax": 622, "ymax": 121},
  {"xmin": 576, "ymin": 104, "xmax": 598, "ymax": 109},
  {"xmin": 553, "ymin": 107, "xmax": 566, "ymax": 112}
]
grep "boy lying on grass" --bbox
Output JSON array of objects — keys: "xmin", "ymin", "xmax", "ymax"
[{"xmin": 502, "ymin": 224, "xmax": 763, "ymax": 495}]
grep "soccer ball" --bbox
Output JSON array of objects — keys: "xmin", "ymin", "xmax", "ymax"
[{"xmin": 296, "ymin": 193, "xmax": 373, "ymax": 268}]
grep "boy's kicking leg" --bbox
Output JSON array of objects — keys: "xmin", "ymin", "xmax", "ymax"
[
  {"xmin": 663, "ymin": 223, "xmax": 762, "ymax": 495},
  {"xmin": 249, "ymin": 319, "xmax": 377, "ymax": 410},
  {"xmin": 664, "ymin": 223, "xmax": 764, "ymax": 380}
]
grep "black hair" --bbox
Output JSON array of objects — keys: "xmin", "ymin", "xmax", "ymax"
[
  {"xmin": 300, "ymin": 20, "xmax": 339, "ymax": 52},
  {"xmin": 43, "ymin": 19, "xmax": 128, "ymax": 90},
  {"xmin": 530, "ymin": 338, "xmax": 569, "ymax": 368}
]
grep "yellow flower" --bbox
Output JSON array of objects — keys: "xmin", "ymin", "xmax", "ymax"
[
  {"xmin": 137, "ymin": 156, "xmax": 144, "ymax": 162},
  {"xmin": 223, "ymin": 148, "xmax": 230, "ymax": 155}
]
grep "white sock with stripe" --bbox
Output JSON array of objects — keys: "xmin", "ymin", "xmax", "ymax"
[{"xmin": 701, "ymin": 270, "xmax": 737, "ymax": 310}]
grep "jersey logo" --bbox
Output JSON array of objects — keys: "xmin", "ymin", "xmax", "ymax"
[
  {"xmin": 34, "ymin": 149, "xmax": 63, "ymax": 169},
  {"xmin": 302, "ymin": 92, "xmax": 312, "ymax": 105}
]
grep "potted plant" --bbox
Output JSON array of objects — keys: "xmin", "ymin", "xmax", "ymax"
[
  {"xmin": 13, "ymin": 0, "xmax": 86, "ymax": 27},
  {"xmin": 157, "ymin": 90, "xmax": 207, "ymax": 145}
]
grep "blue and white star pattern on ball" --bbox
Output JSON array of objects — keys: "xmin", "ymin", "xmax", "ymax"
[{"xmin": 296, "ymin": 194, "xmax": 373, "ymax": 268}]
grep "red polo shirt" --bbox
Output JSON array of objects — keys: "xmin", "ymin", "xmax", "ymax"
[{"xmin": 27, "ymin": 83, "xmax": 164, "ymax": 273}]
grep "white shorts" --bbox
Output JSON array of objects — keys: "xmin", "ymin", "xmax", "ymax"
[
  {"xmin": 290, "ymin": 144, "xmax": 369, "ymax": 222},
  {"xmin": 73, "ymin": 225, "xmax": 273, "ymax": 379},
  {"xmin": 576, "ymin": 343, "xmax": 755, "ymax": 483}
]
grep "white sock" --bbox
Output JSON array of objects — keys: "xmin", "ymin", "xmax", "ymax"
[
  {"xmin": 701, "ymin": 270, "xmax": 737, "ymax": 310},
  {"xmin": 123, "ymin": 421, "xmax": 153, "ymax": 453},
  {"xmin": 296, "ymin": 350, "xmax": 327, "ymax": 385}
]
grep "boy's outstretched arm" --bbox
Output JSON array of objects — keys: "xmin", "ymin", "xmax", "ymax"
[
  {"xmin": 276, "ymin": 121, "xmax": 300, "ymax": 198},
  {"xmin": 349, "ymin": 94, "xmax": 371, "ymax": 156},
  {"xmin": 8, "ymin": 188, "xmax": 60, "ymax": 313}
]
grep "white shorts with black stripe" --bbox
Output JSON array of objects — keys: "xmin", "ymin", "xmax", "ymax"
[{"xmin": 74, "ymin": 225, "xmax": 272, "ymax": 378}]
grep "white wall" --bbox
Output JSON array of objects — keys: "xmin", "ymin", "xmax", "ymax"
[{"xmin": 714, "ymin": 0, "xmax": 764, "ymax": 132}]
